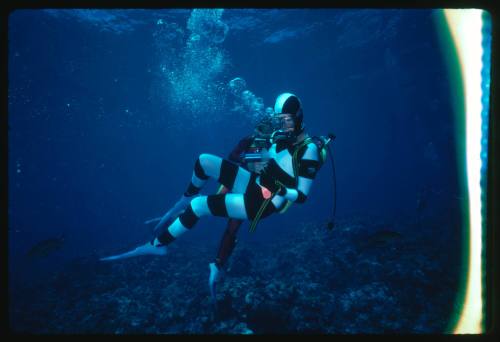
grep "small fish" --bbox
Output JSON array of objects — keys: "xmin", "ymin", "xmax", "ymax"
[{"xmin": 26, "ymin": 235, "xmax": 65, "ymax": 259}]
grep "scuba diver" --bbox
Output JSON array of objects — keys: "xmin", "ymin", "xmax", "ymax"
[{"xmin": 100, "ymin": 92, "xmax": 335, "ymax": 301}]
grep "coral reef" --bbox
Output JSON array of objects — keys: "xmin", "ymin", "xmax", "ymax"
[{"xmin": 9, "ymin": 214, "xmax": 460, "ymax": 334}]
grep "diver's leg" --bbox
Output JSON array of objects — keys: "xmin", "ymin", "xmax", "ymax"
[
  {"xmin": 151, "ymin": 154, "xmax": 218, "ymax": 235},
  {"xmin": 153, "ymin": 154, "xmax": 252, "ymax": 236},
  {"xmin": 101, "ymin": 183, "xmax": 269, "ymax": 262},
  {"xmin": 209, "ymin": 219, "xmax": 243, "ymax": 300},
  {"xmin": 155, "ymin": 185, "xmax": 276, "ymax": 244},
  {"xmin": 186, "ymin": 154, "xmax": 253, "ymax": 195},
  {"xmin": 154, "ymin": 193, "xmax": 252, "ymax": 246},
  {"xmin": 153, "ymin": 193, "xmax": 253, "ymax": 301},
  {"xmin": 214, "ymin": 219, "xmax": 243, "ymax": 268}
]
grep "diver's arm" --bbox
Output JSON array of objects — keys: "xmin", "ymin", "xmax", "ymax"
[
  {"xmin": 278, "ymin": 143, "xmax": 320, "ymax": 204},
  {"xmin": 277, "ymin": 180, "xmax": 308, "ymax": 203}
]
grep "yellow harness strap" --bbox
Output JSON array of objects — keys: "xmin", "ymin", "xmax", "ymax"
[
  {"xmin": 248, "ymin": 195, "xmax": 274, "ymax": 233},
  {"xmin": 216, "ymin": 184, "xmax": 226, "ymax": 194}
]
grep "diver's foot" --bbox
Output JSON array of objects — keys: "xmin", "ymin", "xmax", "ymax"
[
  {"xmin": 134, "ymin": 240, "xmax": 168, "ymax": 256},
  {"xmin": 208, "ymin": 262, "xmax": 221, "ymax": 300},
  {"xmin": 100, "ymin": 240, "xmax": 167, "ymax": 261}
]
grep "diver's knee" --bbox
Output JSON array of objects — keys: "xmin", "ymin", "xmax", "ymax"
[
  {"xmin": 194, "ymin": 154, "xmax": 211, "ymax": 180},
  {"xmin": 198, "ymin": 153, "xmax": 221, "ymax": 178},
  {"xmin": 190, "ymin": 196, "xmax": 211, "ymax": 217},
  {"xmin": 198, "ymin": 153, "xmax": 212, "ymax": 165},
  {"xmin": 197, "ymin": 153, "xmax": 210, "ymax": 173}
]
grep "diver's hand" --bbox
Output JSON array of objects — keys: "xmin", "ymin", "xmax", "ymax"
[
  {"xmin": 260, "ymin": 179, "xmax": 280, "ymax": 194},
  {"xmin": 276, "ymin": 184, "xmax": 287, "ymax": 196},
  {"xmin": 268, "ymin": 180, "xmax": 287, "ymax": 196}
]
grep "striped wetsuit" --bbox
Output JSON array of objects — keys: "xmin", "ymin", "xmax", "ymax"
[{"xmin": 156, "ymin": 137, "xmax": 320, "ymax": 245}]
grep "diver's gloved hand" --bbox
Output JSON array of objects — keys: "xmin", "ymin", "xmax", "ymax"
[
  {"xmin": 100, "ymin": 239, "xmax": 167, "ymax": 261},
  {"xmin": 208, "ymin": 262, "xmax": 222, "ymax": 301},
  {"xmin": 260, "ymin": 178, "xmax": 286, "ymax": 196},
  {"xmin": 276, "ymin": 183, "xmax": 287, "ymax": 196},
  {"xmin": 259, "ymin": 176, "xmax": 278, "ymax": 193}
]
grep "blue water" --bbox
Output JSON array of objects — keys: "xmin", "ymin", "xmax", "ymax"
[{"xmin": 8, "ymin": 9, "xmax": 462, "ymax": 333}]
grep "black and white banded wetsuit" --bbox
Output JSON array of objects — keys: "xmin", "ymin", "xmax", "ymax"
[{"xmin": 156, "ymin": 137, "xmax": 321, "ymax": 245}]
